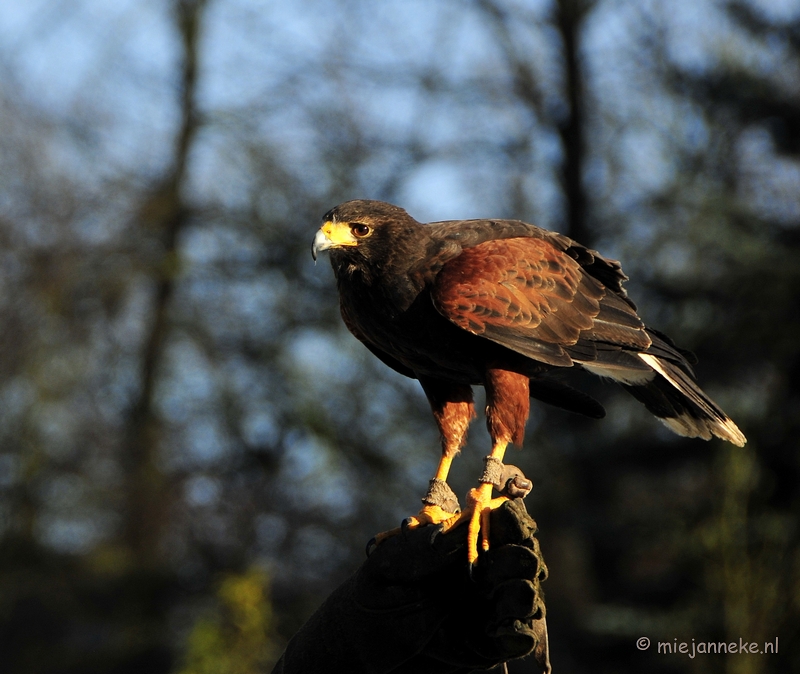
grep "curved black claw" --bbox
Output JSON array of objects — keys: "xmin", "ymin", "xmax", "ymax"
[
  {"xmin": 400, "ymin": 517, "xmax": 415, "ymax": 534},
  {"xmin": 366, "ymin": 537, "xmax": 378, "ymax": 557}
]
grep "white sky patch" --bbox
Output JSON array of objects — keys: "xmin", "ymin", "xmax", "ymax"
[
  {"xmin": 184, "ymin": 474, "xmax": 221, "ymax": 507},
  {"xmin": 159, "ymin": 340, "xmax": 217, "ymax": 417},
  {"xmin": 749, "ymin": 0, "xmax": 800, "ymax": 21},
  {"xmin": 289, "ymin": 328, "xmax": 361, "ymax": 385},
  {"xmin": 621, "ymin": 128, "xmax": 674, "ymax": 194},
  {"xmin": 185, "ymin": 418, "xmax": 231, "ymax": 465},
  {"xmin": 281, "ymin": 434, "xmax": 356, "ymax": 518},
  {"xmin": 738, "ymin": 126, "xmax": 800, "ymax": 225},
  {"xmin": 656, "ymin": 240, "xmax": 694, "ymax": 277},
  {"xmin": 401, "ymin": 160, "xmax": 484, "ymax": 221},
  {"xmin": 35, "ymin": 511, "xmax": 116, "ymax": 554},
  {"xmin": 241, "ymin": 408, "xmax": 280, "ymax": 448},
  {"xmin": 664, "ymin": 0, "xmax": 723, "ymax": 71}
]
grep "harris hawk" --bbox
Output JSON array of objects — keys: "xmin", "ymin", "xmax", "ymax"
[{"xmin": 312, "ymin": 200, "xmax": 746, "ymax": 565}]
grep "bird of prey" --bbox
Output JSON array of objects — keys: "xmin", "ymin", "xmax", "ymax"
[{"xmin": 312, "ymin": 200, "xmax": 746, "ymax": 564}]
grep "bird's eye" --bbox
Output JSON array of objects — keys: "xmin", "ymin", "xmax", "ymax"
[{"xmin": 351, "ymin": 223, "xmax": 371, "ymax": 238}]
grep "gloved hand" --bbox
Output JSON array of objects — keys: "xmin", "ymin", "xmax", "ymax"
[{"xmin": 272, "ymin": 498, "xmax": 550, "ymax": 674}]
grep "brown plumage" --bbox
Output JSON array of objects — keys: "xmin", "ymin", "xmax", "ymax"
[{"xmin": 312, "ymin": 199, "xmax": 746, "ymax": 562}]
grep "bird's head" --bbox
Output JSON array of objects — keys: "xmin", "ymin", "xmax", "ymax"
[{"xmin": 311, "ymin": 200, "xmax": 423, "ymax": 273}]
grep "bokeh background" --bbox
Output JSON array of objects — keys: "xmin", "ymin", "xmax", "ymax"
[{"xmin": 0, "ymin": 0, "xmax": 798, "ymax": 672}]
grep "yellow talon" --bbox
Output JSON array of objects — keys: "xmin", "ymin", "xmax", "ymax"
[
  {"xmin": 369, "ymin": 502, "xmax": 458, "ymax": 552},
  {"xmin": 405, "ymin": 503, "xmax": 456, "ymax": 529},
  {"xmin": 370, "ymin": 480, "xmax": 510, "ymax": 565},
  {"xmin": 438, "ymin": 483, "xmax": 509, "ymax": 565}
]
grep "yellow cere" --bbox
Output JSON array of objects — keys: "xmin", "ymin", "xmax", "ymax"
[{"xmin": 321, "ymin": 220, "xmax": 358, "ymax": 246}]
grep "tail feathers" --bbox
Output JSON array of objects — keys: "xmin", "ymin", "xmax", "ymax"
[
  {"xmin": 630, "ymin": 353, "xmax": 746, "ymax": 446},
  {"xmin": 644, "ymin": 327, "xmax": 699, "ymax": 367}
]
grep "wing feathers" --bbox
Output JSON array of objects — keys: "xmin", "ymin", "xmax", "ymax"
[
  {"xmin": 433, "ymin": 238, "xmax": 614, "ymax": 353},
  {"xmin": 596, "ymin": 293, "xmax": 645, "ymax": 329},
  {"xmin": 432, "ymin": 237, "xmax": 656, "ymax": 369},
  {"xmin": 481, "ymin": 327, "xmax": 573, "ymax": 366},
  {"xmin": 429, "ymin": 233, "xmax": 745, "ymax": 446}
]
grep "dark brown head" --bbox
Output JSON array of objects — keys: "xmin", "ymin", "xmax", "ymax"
[{"xmin": 311, "ymin": 200, "xmax": 427, "ymax": 278}]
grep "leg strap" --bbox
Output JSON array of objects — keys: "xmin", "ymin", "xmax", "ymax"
[
  {"xmin": 479, "ymin": 455, "xmax": 505, "ymax": 486},
  {"xmin": 479, "ymin": 457, "xmax": 534, "ymax": 498},
  {"xmin": 421, "ymin": 478, "xmax": 460, "ymax": 513}
]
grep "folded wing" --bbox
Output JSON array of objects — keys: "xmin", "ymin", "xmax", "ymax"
[{"xmin": 431, "ymin": 237, "xmax": 745, "ymax": 446}]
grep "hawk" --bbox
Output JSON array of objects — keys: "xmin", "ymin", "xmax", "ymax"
[{"xmin": 312, "ymin": 200, "xmax": 746, "ymax": 564}]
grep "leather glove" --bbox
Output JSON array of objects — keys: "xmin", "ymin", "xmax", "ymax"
[{"xmin": 272, "ymin": 498, "xmax": 550, "ymax": 674}]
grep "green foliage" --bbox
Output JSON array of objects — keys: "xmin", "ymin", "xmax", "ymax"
[{"xmin": 177, "ymin": 568, "xmax": 278, "ymax": 674}]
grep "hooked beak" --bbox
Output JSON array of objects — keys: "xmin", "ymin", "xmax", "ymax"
[
  {"xmin": 311, "ymin": 220, "xmax": 357, "ymax": 261},
  {"xmin": 311, "ymin": 229, "xmax": 331, "ymax": 262}
]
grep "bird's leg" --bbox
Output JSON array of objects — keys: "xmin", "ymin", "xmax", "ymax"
[
  {"xmin": 403, "ymin": 383, "xmax": 475, "ymax": 526},
  {"xmin": 368, "ymin": 381, "xmax": 474, "ymax": 552},
  {"xmin": 441, "ymin": 369, "xmax": 530, "ymax": 565},
  {"xmin": 408, "ymin": 380, "xmax": 475, "ymax": 524},
  {"xmin": 440, "ymin": 441, "xmax": 511, "ymax": 565},
  {"xmin": 405, "ymin": 451, "xmax": 460, "ymax": 529}
]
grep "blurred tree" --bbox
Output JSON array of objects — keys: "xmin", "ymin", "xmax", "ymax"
[
  {"xmin": 123, "ymin": 0, "xmax": 207, "ymax": 568},
  {"xmin": 660, "ymin": 5, "xmax": 800, "ymax": 672},
  {"xmin": 0, "ymin": 1, "xmax": 797, "ymax": 673},
  {"xmin": 563, "ymin": 2, "xmax": 800, "ymax": 672}
]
